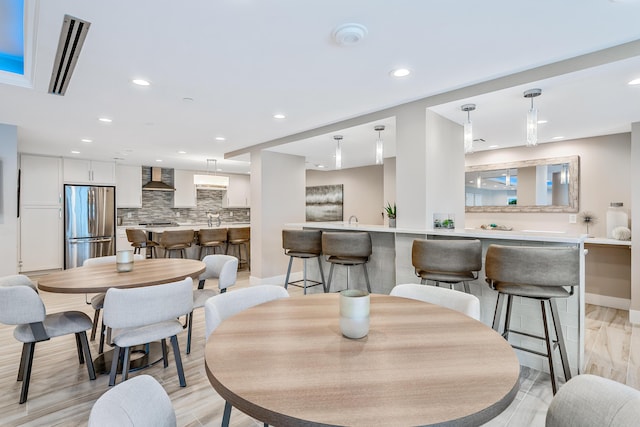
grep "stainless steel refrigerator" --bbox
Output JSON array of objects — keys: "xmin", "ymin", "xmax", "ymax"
[{"xmin": 64, "ymin": 185, "xmax": 116, "ymax": 269}]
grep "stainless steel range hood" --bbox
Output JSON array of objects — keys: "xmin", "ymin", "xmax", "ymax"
[{"xmin": 142, "ymin": 167, "xmax": 175, "ymax": 191}]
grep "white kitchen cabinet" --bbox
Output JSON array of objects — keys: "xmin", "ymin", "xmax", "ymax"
[
  {"xmin": 116, "ymin": 165, "xmax": 142, "ymax": 208},
  {"xmin": 223, "ymin": 174, "xmax": 250, "ymax": 207},
  {"xmin": 174, "ymin": 169, "xmax": 197, "ymax": 208},
  {"xmin": 20, "ymin": 206, "xmax": 63, "ymax": 272},
  {"xmin": 20, "ymin": 154, "xmax": 62, "ymax": 206},
  {"xmin": 19, "ymin": 154, "xmax": 64, "ymax": 272},
  {"xmin": 64, "ymin": 158, "xmax": 116, "ymax": 184}
]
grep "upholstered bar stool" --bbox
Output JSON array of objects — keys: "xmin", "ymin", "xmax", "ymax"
[
  {"xmin": 160, "ymin": 229, "xmax": 195, "ymax": 258},
  {"xmin": 126, "ymin": 228, "xmax": 158, "ymax": 258},
  {"xmin": 411, "ymin": 238, "xmax": 482, "ymax": 293},
  {"xmin": 198, "ymin": 228, "xmax": 228, "ymax": 259},
  {"xmin": 485, "ymin": 244, "xmax": 580, "ymax": 394},
  {"xmin": 322, "ymin": 231, "xmax": 372, "ymax": 293},
  {"xmin": 226, "ymin": 227, "xmax": 250, "ymax": 270},
  {"xmin": 282, "ymin": 229, "xmax": 327, "ymax": 294}
]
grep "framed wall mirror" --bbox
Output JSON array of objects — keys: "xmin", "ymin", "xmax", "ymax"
[{"xmin": 465, "ymin": 155, "xmax": 579, "ymax": 213}]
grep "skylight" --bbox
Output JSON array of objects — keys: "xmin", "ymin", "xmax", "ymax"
[{"xmin": 0, "ymin": 0, "xmax": 24, "ymax": 75}]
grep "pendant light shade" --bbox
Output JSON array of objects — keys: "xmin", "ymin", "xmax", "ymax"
[
  {"xmin": 374, "ymin": 125, "xmax": 385, "ymax": 165},
  {"xmin": 461, "ymin": 104, "xmax": 476, "ymax": 154},
  {"xmin": 193, "ymin": 159, "xmax": 229, "ymax": 188},
  {"xmin": 524, "ymin": 89, "xmax": 542, "ymax": 147},
  {"xmin": 334, "ymin": 135, "xmax": 343, "ymax": 169}
]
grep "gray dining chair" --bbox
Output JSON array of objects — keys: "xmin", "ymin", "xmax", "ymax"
[
  {"xmin": 88, "ymin": 374, "xmax": 176, "ymax": 427},
  {"xmin": 0, "ymin": 274, "xmax": 96, "ymax": 403},
  {"xmin": 83, "ymin": 254, "xmax": 145, "ymax": 354},
  {"xmin": 546, "ymin": 374, "xmax": 640, "ymax": 427},
  {"xmin": 390, "ymin": 283, "xmax": 481, "ymax": 320},
  {"xmin": 186, "ymin": 254, "xmax": 239, "ymax": 354},
  {"xmin": 411, "ymin": 238, "xmax": 482, "ymax": 293},
  {"xmin": 103, "ymin": 277, "xmax": 193, "ymax": 387},
  {"xmin": 204, "ymin": 285, "xmax": 289, "ymax": 427}
]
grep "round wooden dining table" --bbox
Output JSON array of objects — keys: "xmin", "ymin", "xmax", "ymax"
[
  {"xmin": 205, "ymin": 293, "xmax": 520, "ymax": 427},
  {"xmin": 37, "ymin": 258, "xmax": 206, "ymax": 293}
]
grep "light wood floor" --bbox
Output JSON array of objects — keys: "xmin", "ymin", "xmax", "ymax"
[{"xmin": 1, "ymin": 272, "xmax": 638, "ymax": 426}]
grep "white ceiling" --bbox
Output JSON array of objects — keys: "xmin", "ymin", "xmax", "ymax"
[{"xmin": 2, "ymin": 0, "xmax": 640, "ymax": 174}]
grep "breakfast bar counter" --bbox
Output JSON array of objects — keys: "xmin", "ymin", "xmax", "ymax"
[{"xmin": 285, "ymin": 221, "xmax": 587, "ymax": 373}]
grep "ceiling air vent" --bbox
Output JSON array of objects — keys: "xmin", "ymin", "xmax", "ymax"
[{"xmin": 48, "ymin": 15, "xmax": 91, "ymax": 96}]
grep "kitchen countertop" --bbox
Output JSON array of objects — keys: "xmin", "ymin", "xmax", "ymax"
[{"xmin": 285, "ymin": 222, "xmax": 589, "ymax": 244}]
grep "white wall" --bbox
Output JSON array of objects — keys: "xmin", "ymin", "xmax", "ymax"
[
  {"xmin": 307, "ymin": 165, "xmax": 384, "ymax": 225},
  {"xmin": 465, "ymin": 133, "xmax": 631, "ymax": 236},
  {"xmin": 0, "ymin": 124, "xmax": 18, "ymax": 276},
  {"xmin": 631, "ymin": 124, "xmax": 640, "ymax": 322},
  {"xmin": 250, "ymin": 150, "xmax": 306, "ymax": 281}
]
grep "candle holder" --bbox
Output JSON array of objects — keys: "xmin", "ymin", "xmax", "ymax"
[
  {"xmin": 116, "ymin": 250, "xmax": 134, "ymax": 272},
  {"xmin": 340, "ymin": 289, "xmax": 370, "ymax": 339}
]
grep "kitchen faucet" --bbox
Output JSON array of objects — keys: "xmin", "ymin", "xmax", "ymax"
[
  {"xmin": 348, "ymin": 215, "xmax": 358, "ymax": 225},
  {"xmin": 206, "ymin": 211, "xmax": 213, "ymax": 228}
]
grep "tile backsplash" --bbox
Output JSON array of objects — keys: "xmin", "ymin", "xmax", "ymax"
[{"xmin": 117, "ymin": 167, "xmax": 249, "ymax": 225}]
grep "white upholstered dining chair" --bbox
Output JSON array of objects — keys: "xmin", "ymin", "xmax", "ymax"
[
  {"xmin": 0, "ymin": 274, "xmax": 96, "ymax": 403},
  {"xmin": 88, "ymin": 375, "xmax": 176, "ymax": 427},
  {"xmin": 390, "ymin": 283, "xmax": 481, "ymax": 320},
  {"xmin": 83, "ymin": 254, "xmax": 145, "ymax": 353},
  {"xmin": 103, "ymin": 277, "xmax": 193, "ymax": 387},
  {"xmin": 186, "ymin": 254, "xmax": 238, "ymax": 354},
  {"xmin": 204, "ymin": 285, "xmax": 289, "ymax": 427}
]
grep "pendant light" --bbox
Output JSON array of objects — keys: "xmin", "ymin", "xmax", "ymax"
[
  {"xmin": 334, "ymin": 135, "xmax": 343, "ymax": 169},
  {"xmin": 193, "ymin": 159, "xmax": 229, "ymax": 187},
  {"xmin": 524, "ymin": 88, "xmax": 542, "ymax": 147},
  {"xmin": 374, "ymin": 125, "xmax": 385, "ymax": 165},
  {"xmin": 461, "ymin": 104, "xmax": 476, "ymax": 154}
]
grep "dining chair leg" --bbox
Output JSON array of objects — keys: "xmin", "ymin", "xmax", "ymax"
[
  {"xmin": 78, "ymin": 331, "xmax": 96, "ymax": 380},
  {"xmin": 317, "ymin": 256, "xmax": 327, "ymax": 293},
  {"xmin": 187, "ymin": 312, "xmax": 194, "ymax": 355},
  {"xmin": 19, "ymin": 342, "xmax": 35, "ymax": 404},
  {"xmin": 17, "ymin": 343, "xmax": 28, "ymax": 381},
  {"xmin": 161, "ymin": 338, "xmax": 169, "ymax": 368},
  {"xmin": 75, "ymin": 333, "xmax": 85, "ymax": 364},
  {"xmin": 170, "ymin": 335, "xmax": 186, "ymax": 387},
  {"xmin": 121, "ymin": 347, "xmax": 132, "ymax": 382},
  {"xmin": 284, "ymin": 256, "xmax": 294, "ymax": 289},
  {"xmin": 90, "ymin": 309, "xmax": 100, "ymax": 341},
  {"xmin": 109, "ymin": 346, "xmax": 121, "ymax": 386},
  {"xmin": 222, "ymin": 401, "xmax": 232, "ymax": 427},
  {"xmin": 98, "ymin": 323, "xmax": 106, "ymax": 354}
]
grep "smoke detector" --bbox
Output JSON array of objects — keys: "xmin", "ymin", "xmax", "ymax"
[{"xmin": 332, "ymin": 23, "xmax": 368, "ymax": 46}]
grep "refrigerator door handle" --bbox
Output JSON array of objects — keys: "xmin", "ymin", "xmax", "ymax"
[{"xmin": 68, "ymin": 237, "xmax": 113, "ymax": 244}]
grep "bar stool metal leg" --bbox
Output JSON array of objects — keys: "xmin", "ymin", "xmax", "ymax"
[{"xmin": 550, "ymin": 298, "xmax": 572, "ymax": 382}]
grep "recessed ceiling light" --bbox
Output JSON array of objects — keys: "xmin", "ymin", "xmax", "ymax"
[
  {"xmin": 537, "ymin": 120, "xmax": 548, "ymax": 124},
  {"xmin": 489, "ymin": 145, "xmax": 500, "ymax": 149},
  {"xmin": 628, "ymin": 78, "xmax": 640, "ymax": 85},
  {"xmin": 177, "ymin": 150, "xmax": 187, "ymax": 154},
  {"xmin": 317, "ymin": 164, "xmax": 325, "ymax": 169},
  {"xmin": 155, "ymin": 159, "xmax": 163, "ymax": 162},
  {"xmin": 70, "ymin": 150, "xmax": 80, "ymax": 154},
  {"xmin": 98, "ymin": 117, "xmax": 112, "ymax": 123},
  {"xmin": 390, "ymin": 68, "xmax": 411, "ymax": 78},
  {"xmin": 552, "ymin": 136, "xmax": 564, "ymax": 140},
  {"xmin": 215, "ymin": 136, "xmax": 226, "ymax": 141},
  {"xmin": 273, "ymin": 114, "xmax": 286, "ymax": 119},
  {"xmin": 132, "ymin": 79, "xmax": 150, "ymax": 86},
  {"xmin": 81, "ymin": 138, "xmax": 92, "ymax": 143}
]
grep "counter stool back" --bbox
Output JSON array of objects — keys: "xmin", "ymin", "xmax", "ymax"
[
  {"xmin": 411, "ymin": 238, "xmax": 482, "ymax": 293},
  {"xmin": 485, "ymin": 244, "xmax": 580, "ymax": 394},
  {"xmin": 198, "ymin": 228, "xmax": 228, "ymax": 259},
  {"xmin": 125, "ymin": 228, "xmax": 158, "ymax": 258},
  {"xmin": 322, "ymin": 231, "xmax": 372, "ymax": 293},
  {"xmin": 226, "ymin": 227, "xmax": 250, "ymax": 270},
  {"xmin": 282, "ymin": 229, "xmax": 326, "ymax": 294},
  {"xmin": 160, "ymin": 229, "xmax": 195, "ymax": 258}
]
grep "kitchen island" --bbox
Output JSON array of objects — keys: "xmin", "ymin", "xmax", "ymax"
[{"xmin": 285, "ymin": 222, "xmax": 587, "ymax": 374}]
